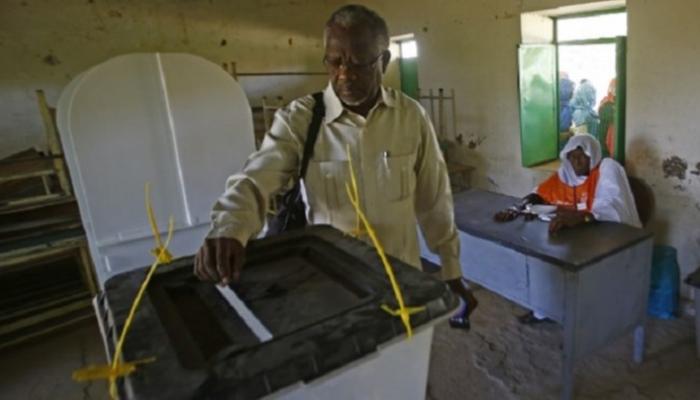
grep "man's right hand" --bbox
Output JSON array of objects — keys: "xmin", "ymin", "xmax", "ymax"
[{"xmin": 194, "ymin": 237, "xmax": 245, "ymax": 285}]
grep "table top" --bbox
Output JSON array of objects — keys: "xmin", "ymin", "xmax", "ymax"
[{"xmin": 453, "ymin": 190, "xmax": 654, "ymax": 272}]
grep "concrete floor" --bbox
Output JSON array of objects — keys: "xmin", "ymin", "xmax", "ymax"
[{"xmin": 0, "ymin": 288, "xmax": 698, "ymax": 400}]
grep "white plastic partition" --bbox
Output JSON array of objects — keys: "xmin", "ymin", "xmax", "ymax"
[{"xmin": 57, "ymin": 53, "xmax": 255, "ymax": 286}]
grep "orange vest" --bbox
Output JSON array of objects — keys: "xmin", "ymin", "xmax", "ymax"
[{"xmin": 536, "ymin": 166, "xmax": 601, "ymax": 211}]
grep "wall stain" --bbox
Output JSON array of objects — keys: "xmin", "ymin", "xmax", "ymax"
[
  {"xmin": 690, "ymin": 162, "xmax": 700, "ymax": 176},
  {"xmin": 42, "ymin": 53, "xmax": 60, "ymax": 66},
  {"xmin": 487, "ymin": 176, "xmax": 499, "ymax": 188},
  {"xmin": 422, "ymin": 26, "xmax": 429, "ymax": 33},
  {"xmin": 662, "ymin": 156, "xmax": 688, "ymax": 180},
  {"xmin": 220, "ymin": 39, "xmax": 227, "ymax": 46},
  {"xmin": 467, "ymin": 135, "xmax": 486, "ymax": 150},
  {"xmin": 495, "ymin": 12, "xmax": 516, "ymax": 20},
  {"xmin": 673, "ymin": 184, "xmax": 687, "ymax": 192},
  {"xmin": 179, "ymin": 13, "xmax": 190, "ymax": 45},
  {"xmin": 107, "ymin": 10, "xmax": 123, "ymax": 18},
  {"xmin": 288, "ymin": 37, "xmax": 293, "ymax": 46}
]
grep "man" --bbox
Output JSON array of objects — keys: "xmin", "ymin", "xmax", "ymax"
[
  {"xmin": 194, "ymin": 5, "xmax": 477, "ymax": 328},
  {"xmin": 494, "ymin": 133, "xmax": 640, "ymax": 323}
]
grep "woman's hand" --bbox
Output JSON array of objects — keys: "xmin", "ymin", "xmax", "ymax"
[{"xmin": 549, "ymin": 209, "xmax": 593, "ymax": 235}]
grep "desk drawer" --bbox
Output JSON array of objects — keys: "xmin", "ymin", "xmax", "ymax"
[{"xmin": 458, "ymin": 231, "xmax": 528, "ymax": 304}]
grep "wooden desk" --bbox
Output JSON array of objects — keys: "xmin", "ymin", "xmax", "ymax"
[
  {"xmin": 685, "ymin": 268, "xmax": 700, "ymax": 359},
  {"xmin": 424, "ymin": 190, "xmax": 654, "ymax": 400}
]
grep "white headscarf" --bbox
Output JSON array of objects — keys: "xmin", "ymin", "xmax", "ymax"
[{"xmin": 558, "ymin": 133, "xmax": 602, "ymax": 186}]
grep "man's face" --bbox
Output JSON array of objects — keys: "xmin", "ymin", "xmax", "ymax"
[
  {"xmin": 324, "ymin": 23, "xmax": 389, "ymax": 107},
  {"xmin": 567, "ymin": 147, "xmax": 591, "ymax": 176}
]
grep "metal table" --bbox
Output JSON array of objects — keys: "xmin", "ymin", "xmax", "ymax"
[
  {"xmin": 684, "ymin": 268, "xmax": 700, "ymax": 359},
  {"xmin": 430, "ymin": 190, "xmax": 654, "ymax": 400}
]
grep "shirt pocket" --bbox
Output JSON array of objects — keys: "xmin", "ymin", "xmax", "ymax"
[
  {"xmin": 378, "ymin": 153, "xmax": 415, "ymax": 202},
  {"xmin": 305, "ymin": 159, "xmax": 351, "ymax": 213}
]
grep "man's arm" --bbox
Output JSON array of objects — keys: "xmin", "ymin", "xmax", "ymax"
[
  {"xmin": 195, "ymin": 99, "xmax": 313, "ymax": 283},
  {"xmin": 413, "ymin": 108, "xmax": 461, "ymax": 281}
]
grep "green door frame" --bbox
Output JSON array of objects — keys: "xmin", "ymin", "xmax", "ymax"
[{"xmin": 395, "ymin": 39, "xmax": 419, "ymax": 99}]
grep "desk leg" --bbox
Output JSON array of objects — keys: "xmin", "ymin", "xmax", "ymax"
[
  {"xmin": 561, "ymin": 324, "xmax": 576, "ymax": 400},
  {"xmin": 695, "ymin": 290, "xmax": 700, "ymax": 359},
  {"xmin": 561, "ymin": 274, "xmax": 577, "ymax": 400},
  {"xmin": 633, "ymin": 325, "xmax": 645, "ymax": 364}
]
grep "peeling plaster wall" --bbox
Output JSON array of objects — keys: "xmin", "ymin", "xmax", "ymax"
[
  {"xmin": 0, "ymin": 0, "xmax": 343, "ymax": 158},
  {"xmin": 2, "ymin": 0, "xmax": 698, "ymax": 295},
  {"xmin": 625, "ymin": 0, "xmax": 700, "ymax": 298}
]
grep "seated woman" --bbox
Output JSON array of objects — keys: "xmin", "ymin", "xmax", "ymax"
[{"xmin": 494, "ymin": 133, "xmax": 641, "ymax": 323}]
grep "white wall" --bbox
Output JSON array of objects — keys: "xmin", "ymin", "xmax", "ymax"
[{"xmin": 2, "ymin": 0, "xmax": 698, "ymax": 295}]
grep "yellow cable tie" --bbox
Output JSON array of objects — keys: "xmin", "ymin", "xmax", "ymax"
[
  {"xmin": 106, "ymin": 185, "xmax": 175, "ymax": 398},
  {"xmin": 72, "ymin": 357, "xmax": 156, "ymax": 382},
  {"xmin": 69, "ymin": 183, "xmax": 175, "ymax": 399},
  {"xmin": 150, "ymin": 247, "xmax": 173, "ymax": 264},
  {"xmin": 345, "ymin": 144, "xmax": 365, "ymax": 237},
  {"xmin": 345, "ymin": 148, "xmax": 422, "ymax": 338}
]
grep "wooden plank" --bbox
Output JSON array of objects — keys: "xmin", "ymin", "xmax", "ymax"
[
  {"xmin": 0, "ymin": 297, "xmax": 92, "ymax": 335},
  {"xmin": 35, "ymin": 90, "xmax": 73, "ymax": 196},
  {"xmin": 0, "ymin": 193, "xmax": 63, "ymax": 208},
  {"xmin": 0, "ymin": 236, "xmax": 85, "ymax": 268},
  {"xmin": 0, "ymin": 195, "xmax": 75, "ymax": 215},
  {"xmin": 0, "ymin": 157, "xmax": 54, "ymax": 180},
  {"xmin": 0, "ymin": 217, "xmax": 80, "ymax": 236},
  {"xmin": 78, "ymin": 245, "xmax": 98, "ymax": 295},
  {"xmin": 0, "ymin": 306, "xmax": 94, "ymax": 351},
  {"xmin": 1, "ymin": 290, "xmax": 88, "ymax": 323},
  {"xmin": 0, "ymin": 168, "xmax": 55, "ymax": 182}
]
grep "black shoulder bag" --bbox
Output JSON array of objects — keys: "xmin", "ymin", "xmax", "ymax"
[{"xmin": 266, "ymin": 92, "xmax": 325, "ymax": 236}]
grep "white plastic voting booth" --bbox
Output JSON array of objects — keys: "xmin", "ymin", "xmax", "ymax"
[{"xmin": 57, "ymin": 53, "xmax": 256, "ymax": 286}]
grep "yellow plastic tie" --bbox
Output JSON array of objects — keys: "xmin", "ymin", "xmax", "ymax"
[
  {"xmin": 346, "ymin": 145, "xmax": 365, "ymax": 238},
  {"xmin": 72, "ymin": 357, "xmax": 155, "ymax": 382},
  {"xmin": 344, "ymin": 146, "xmax": 424, "ymax": 338},
  {"xmin": 146, "ymin": 183, "xmax": 174, "ymax": 264},
  {"xmin": 72, "ymin": 183, "xmax": 175, "ymax": 400}
]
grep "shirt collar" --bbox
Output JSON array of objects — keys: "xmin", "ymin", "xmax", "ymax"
[{"xmin": 323, "ymin": 83, "xmax": 396, "ymax": 123}]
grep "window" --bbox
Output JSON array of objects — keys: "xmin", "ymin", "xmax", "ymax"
[
  {"xmin": 518, "ymin": 8, "xmax": 627, "ymax": 167},
  {"xmin": 400, "ymin": 40, "xmax": 418, "ymax": 59}
]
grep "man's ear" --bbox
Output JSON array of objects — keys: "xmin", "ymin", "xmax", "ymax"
[{"xmin": 381, "ymin": 49, "xmax": 391, "ymax": 73}]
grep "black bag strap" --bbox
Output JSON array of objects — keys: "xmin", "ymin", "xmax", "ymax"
[{"xmin": 299, "ymin": 92, "xmax": 325, "ymax": 180}]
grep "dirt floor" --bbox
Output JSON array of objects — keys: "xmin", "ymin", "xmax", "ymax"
[
  {"xmin": 427, "ymin": 287, "xmax": 700, "ymax": 400},
  {"xmin": 1, "ymin": 287, "xmax": 698, "ymax": 400}
]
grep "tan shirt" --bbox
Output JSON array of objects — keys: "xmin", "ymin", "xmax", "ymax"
[{"xmin": 208, "ymin": 84, "xmax": 462, "ymax": 281}]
